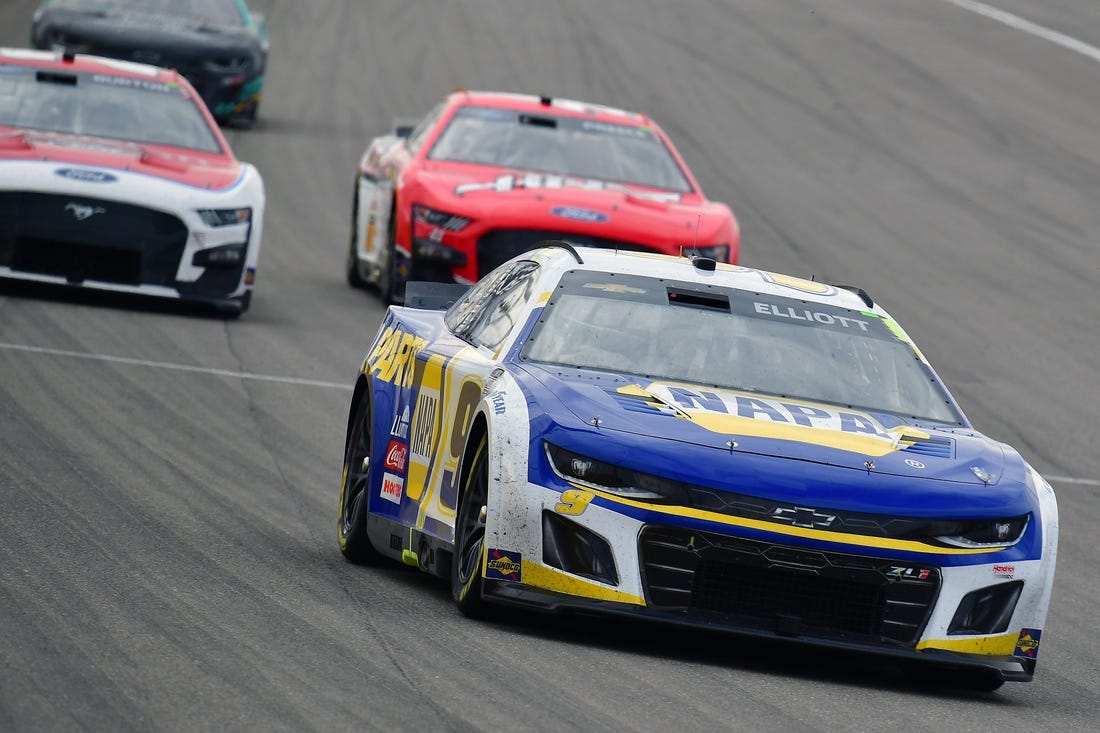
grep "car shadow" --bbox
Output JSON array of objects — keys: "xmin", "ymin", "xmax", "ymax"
[
  {"xmin": 0, "ymin": 279, "xmax": 237, "ymax": 320},
  {"xmin": 359, "ymin": 559, "xmax": 1021, "ymax": 701}
]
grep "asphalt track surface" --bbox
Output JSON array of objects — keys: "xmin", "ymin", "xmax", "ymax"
[{"xmin": 2, "ymin": 1, "xmax": 1098, "ymax": 730}]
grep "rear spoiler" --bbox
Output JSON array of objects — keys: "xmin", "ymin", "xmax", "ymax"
[{"xmin": 403, "ymin": 281, "xmax": 470, "ymax": 310}]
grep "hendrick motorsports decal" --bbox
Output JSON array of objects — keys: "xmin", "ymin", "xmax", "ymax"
[{"xmin": 454, "ymin": 172, "xmax": 681, "ymax": 202}]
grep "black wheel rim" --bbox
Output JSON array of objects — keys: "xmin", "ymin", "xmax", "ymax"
[
  {"xmin": 456, "ymin": 449, "xmax": 488, "ymax": 585},
  {"xmin": 341, "ymin": 402, "xmax": 371, "ymax": 536}
]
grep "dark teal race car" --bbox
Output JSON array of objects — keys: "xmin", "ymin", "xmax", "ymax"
[
  {"xmin": 337, "ymin": 243, "xmax": 1058, "ymax": 692},
  {"xmin": 31, "ymin": 0, "xmax": 268, "ymax": 124}
]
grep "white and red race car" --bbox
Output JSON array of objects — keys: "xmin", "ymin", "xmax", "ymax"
[{"xmin": 0, "ymin": 48, "xmax": 264, "ymax": 314}]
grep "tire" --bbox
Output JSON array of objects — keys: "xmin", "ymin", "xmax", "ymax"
[
  {"xmin": 451, "ymin": 433, "xmax": 492, "ymax": 617},
  {"xmin": 338, "ymin": 394, "xmax": 383, "ymax": 564},
  {"xmin": 346, "ymin": 181, "xmax": 366, "ymax": 289}
]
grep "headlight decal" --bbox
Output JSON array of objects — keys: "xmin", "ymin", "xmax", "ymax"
[{"xmin": 198, "ymin": 207, "xmax": 251, "ymax": 227}]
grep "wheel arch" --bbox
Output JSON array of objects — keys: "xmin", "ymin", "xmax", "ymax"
[
  {"xmin": 345, "ymin": 373, "xmax": 372, "ymax": 448},
  {"xmin": 456, "ymin": 410, "xmax": 491, "ymax": 510}
]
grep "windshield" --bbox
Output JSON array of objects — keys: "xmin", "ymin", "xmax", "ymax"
[
  {"xmin": 0, "ymin": 67, "xmax": 223, "ymax": 153},
  {"xmin": 49, "ymin": 0, "xmax": 244, "ymax": 25},
  {"xmin": 521, "ymin": 272, "xmax": 962, "ymax": 423},
  {"xmin": 428, "ymin": 105, "xmax": 694, "ymax": 193}
]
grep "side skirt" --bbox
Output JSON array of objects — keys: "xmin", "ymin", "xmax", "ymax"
[{"xmin": 366, "ymin": 513, "xmax": 454, "ymax": 579}]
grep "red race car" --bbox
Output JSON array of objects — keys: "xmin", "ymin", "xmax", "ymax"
[{"xmin": 346, "ymin": 90, "xmax": 739, "ymax": 302}]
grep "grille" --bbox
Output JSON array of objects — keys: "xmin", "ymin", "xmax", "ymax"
[
  {"xmin": 476, "ymin": 229, "xmax": 656, "ymax": 278},
  {"xmin": 0, "ymin": 192, "xmax": 188, "ymax": 286},
  {"xmin": 639, "ymin": 526, "xmax": 939, "ymax": 644}
]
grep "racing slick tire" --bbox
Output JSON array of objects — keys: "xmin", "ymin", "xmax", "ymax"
[
  {"xmin": 345, "ymin": 181, "xmax": 367, "ymax": 289},
  {"xmin": 451, "ymin": 433, "xmax": 492, "ymax": 617},
  {"xmin": 338, "ymin": 392, "xmax": 383, "ymax": 564}
]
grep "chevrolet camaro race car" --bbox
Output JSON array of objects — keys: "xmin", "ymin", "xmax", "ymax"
[
  {"xmin": 337, "ymin": 244, "xmax": 1057, "ymax": 691},
  {"xmin": 0, "ymin": 48, "xmax": 264, "ymax": 314},
  {"xmin": 346, "ymin": 90, "xmax": 740, "ymax": 303},
  {"xmin": 30, "ymin": 0, "xmax": 268, "ymax": 123}
]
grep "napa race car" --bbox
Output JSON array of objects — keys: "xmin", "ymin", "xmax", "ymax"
[
  {"xmin": 338, "ymin": 243, "xmax": 1057, "ymax": 691},
  {"xmin": 0, "ymin": 48, "xmax": 264, "ymax": 314},
  {"xmin": 346, "ymin": 90, "xmax": 740, "ymax": 303}
]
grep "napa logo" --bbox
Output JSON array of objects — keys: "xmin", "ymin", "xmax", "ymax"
[
  {"xmin": 486, "ymin": 549, "xmax": 522, "ymax": 581},
  {"xmin": 550, "ymin": 206, "xmax": 608, "ymax": 223},
  {"xmin": 55, "ymin": 168, "xmax": 118, "ymax": 183},
  {"xmin": 367, "ymin": 325, "xmax": 427, "ymax": 387}
]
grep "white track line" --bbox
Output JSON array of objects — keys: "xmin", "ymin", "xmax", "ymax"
[
  {"xmin": 0, "ymin": 341, "xmax": 353, "ymax": 391},
  {"xmin": 942, "ymin": 0, "xmax": 1100, "ymax": 63},
  {"xmin": 4, "ymin": 340, "xmax": 1095, "ymax": 485},
  {"xmin": 1045, "ymin": 475, "xmax": 1100, "ymax": 487}
]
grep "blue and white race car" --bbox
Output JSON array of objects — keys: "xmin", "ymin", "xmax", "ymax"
[{"xmin": 337, "ymin": 244, "xmax": 1057, "ymax": 690}]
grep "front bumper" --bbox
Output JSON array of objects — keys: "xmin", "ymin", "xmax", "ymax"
[
  {"xmin": 482, "ymin": 577, "xmax": 1036, "ymax": 682},
  {"xmin": 0, "ymin": 165, "xmax": 263, "ymax": 311},
  {"xmin": 481, "ymin": 474, "xmax": 1053, "ymax": 685}
]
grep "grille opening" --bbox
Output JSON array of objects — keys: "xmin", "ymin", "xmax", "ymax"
[
  {"xmin": 692, "ymin": 560, "xmax": 885, "ymax": 636},
  {"xmin": 639, "ymin": 526, "xmax": 939, "ymax": 645},
  {"xmin": 13, "ymin": 237, "xmax": 140, "ymax": 285}
]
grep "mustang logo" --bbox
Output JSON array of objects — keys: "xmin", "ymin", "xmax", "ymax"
[{"xmin": 65, "ymin": 203, "xmax": 106, "ymax": 221}]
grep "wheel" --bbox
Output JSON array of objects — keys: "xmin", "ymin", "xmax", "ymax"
[
  {"xmin": 451, "ymin": 433, "xmax": 491, "ymax": 616},
  {"xmin": 346, "ymin": 181, "xmax": 366, "ymax": 288},
  {"xmin": 338, "ymin": 394, "xmax": 383, "ymax": 564}
]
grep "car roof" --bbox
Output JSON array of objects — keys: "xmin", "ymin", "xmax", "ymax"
[
  {"xmin": 0, "ymin": 47, "xmax": 181, "ymax": 83},
  {"xmin": 530, "ymin": 245, "xmax": 883, "ymax": 315},
  {"xmin": 447, "ymin": 89, "xmax": 652, "ymax": 127}
]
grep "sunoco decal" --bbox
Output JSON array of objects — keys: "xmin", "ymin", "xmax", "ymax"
[
  {"xmin": 486, "ymin": 549, "xmax": 522, "ymax": 581},
  {"xmin": 1014, "ymin": 628, "xmax": 1041, "ymax": 659}
]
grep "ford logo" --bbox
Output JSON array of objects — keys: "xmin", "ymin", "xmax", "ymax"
[
  {"xmin": 55, "ymin": 168, "xmax": 118, "ymax": 183},
  {"xmin": 550, "ymin": 206, "xmax": 608, "ymax": 223}
]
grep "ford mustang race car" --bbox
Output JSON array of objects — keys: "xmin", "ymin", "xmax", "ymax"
[
  {"xmin": 30, "ymin": 0, "xmax": 268, "ymax": 123},
  {"xmin": 0, "ymin": 48, "xmax": 264, "ymax": 314},
  {"xmin": 346, "ymin": 90, "xmax": 740, "ymax": 303},
  {"xmin": 337, "ymin": 244, "xmax": 1057, "ymax": 691}
]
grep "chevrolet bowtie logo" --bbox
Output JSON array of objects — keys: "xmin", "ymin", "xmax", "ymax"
[
  {"xmin": 771, "ymin": 506, "xmax": 837, "ymax": 529},
  {"xmin": 65, "ymin": 203, "xmax": 106, "ymax": 221}
]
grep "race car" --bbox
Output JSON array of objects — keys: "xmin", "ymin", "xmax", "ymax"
[
  {"xmin": 337, "ymin": 243, "xmax": 1057, "ymax": 691},
  {"xmin": 0, "ymin": 48, "xmax": 264, "ymax": 315},
  {"xmin": 30, "ymin": 0, "xmax": 268, "ymax": 124},
  {"xmin": 346, "ymin": 90, "xmax": 740, "ymax": 303}
]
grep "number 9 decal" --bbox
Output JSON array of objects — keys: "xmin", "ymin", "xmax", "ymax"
[{"xmin": 555, "ymin": 489, "xmax": 595, "ymax": 516}]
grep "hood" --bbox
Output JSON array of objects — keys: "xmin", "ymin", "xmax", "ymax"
[
  {"xmin": 2, "ymin": 131, "xmax": 241, "ymax": 190},
  {"xmin": 519, "ymin": 364, "xmax": 1016, "ymax": 492},
  {"xmin": 417, "ymin": 163, "xmax": 724, "ymax": 243}
]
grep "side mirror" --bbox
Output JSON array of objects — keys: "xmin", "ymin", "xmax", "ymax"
[{"xmin": 393, "ymin": 124, "xmax": 414, "ymax": 138}]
